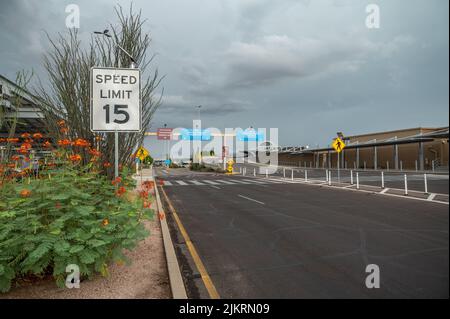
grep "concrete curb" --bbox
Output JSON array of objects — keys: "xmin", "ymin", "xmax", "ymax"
[{"xmin": 148, "ymin": 170, "xmax": 188, "ymax": 299}]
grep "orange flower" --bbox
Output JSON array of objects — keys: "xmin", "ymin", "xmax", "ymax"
[
  {"xmin": 21, "ymin": 133, "xmax": 31, "ymax": 139},
  {"xmin": 95, "ymin": 136, "xmax": 102, "ymax": 141},
  {"xmin": 142, "ymin": 181, "xmax": 154, "ymax": 190},
  {"xmin": 57, "ymin": 139, "xmax": 71, "ymax": 147},
  {"xmin": 7, "ymin": 163, "xmax": 15, "ymax": 168},
  {"xmin": 111, "ymin": 176, "xmax": 122, "ymax": 185},
  {"xmin": 58, "ymin": 120, "xmax": 66, "ymax": 127},
  {"xmin": 20, "ymin": 189, "xmax": 31, "ymax": 197},
  {"xmin": 43, "ymin": 141, "xmax": 52, "ymax": 148},
  {"xmin": 69, "ymin": 154, "xmax": 82, "ymax": 162},
  {"xmin": 60, "ymin": 127, "xmax": 69, "ymax": 134},
  {"xmin": 88, "ymin": 148, "xmax": 101, "ymax": 157},
  {"xmin": 139, "ymin": 190, "xmax": 149, "ymax": 199},
  {"xmin": 103, "ymin": 162, "xmax": 112, "ymax": 168},
  {"xmin": 73, "ymin": 138, "xmax": 90, "ymax": 147},
  {"xmin": 32, "ymin": 133, "xmax": 43, "ymax": 139},
  {"xmin": 11, "ymin": 155, "xmax": 20, "ymax": 161},
  {"xmin": 102, "ymin": 218, "xmax": 109, "ymax": 226},
  {"xmin": 6, "ymin": 138, "xmax": 19, "ymax": 143},
  {"xmin": 19, "ymin": 143, "xmax": 32, "ymax": 154},
  {"xmin": 143, "ymin": 200, "xmax": 152, "ymax": 208},
  {"xmin": 0, "ymin": 138, "xmax": 5, "ymax": 143},
  {"xmin": 115, "ymin": 186, "xmax": 126, "ymax": 197}
]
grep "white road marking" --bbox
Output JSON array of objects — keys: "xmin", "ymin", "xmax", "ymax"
[
  {"xmin": 210, "ymin": 185, "xmax": 221, "ymax": 190},
  {"xmin": 190, "ymin": 180, "xmax": 206, "ymax": 185},
  {"xmin": 380, "ymin": 188, "xmax": 390, "ymax": 194},
  {"xmin": 203, "ymin": 180, "xmax": 221, "ymax": 185},
  {"xmin": 216, "ymin": 180, "xmax": 238, "ymax": 185},
  {"xmin": 427, "ymin": 193, "xmax": 437, "ymax": 201},
  {"xmin": 229, "ymin": 180, "xmax": 252, "ymax": 184},
  {"xmin": 176, "ymin": 181, "xmax": 188, "ymax": 185},
  {"xmin": 163, "ymin": 181, "xmax": 173, "ymax": 186},
  {"xmin": 238, "ymin": 194, "xmax": 265, "ymax": 205},
  {"xmin": 242, "ymin": 179, "xmax": 266, "ymax": 184}
]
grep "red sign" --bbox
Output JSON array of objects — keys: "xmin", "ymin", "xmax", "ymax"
[{"xmin": 157, "ymin": 128, "xmax": 173, "ymax": 140}]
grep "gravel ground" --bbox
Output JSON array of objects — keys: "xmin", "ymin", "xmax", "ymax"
[{"xmin": 0, "ymin": 181, "xmax": 171, "ymax": 299}]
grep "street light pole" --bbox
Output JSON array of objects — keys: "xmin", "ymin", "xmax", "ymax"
[{"xmin": 94, "ymin": 29, "xmax": 138, "ymax": 178}]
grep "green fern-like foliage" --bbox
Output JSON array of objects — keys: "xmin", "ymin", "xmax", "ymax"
[{"xmin": 0, "ymin": 167, "xmax": 153, "ymax": 293}]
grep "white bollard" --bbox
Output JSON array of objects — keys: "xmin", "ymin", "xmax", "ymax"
[
  {"xmin": 326, "ymin": 169, "xmax": 329, "ymax": 182},
  {"xmin": 350, "ymin": 170, "xmax": 354, "ymax": 185},
  {"xmin": 364, "ymin": 161, "xmax": 366, "ymax": 170},
  {"xmin": 387, "ymin": 161, "xmax": 389, "ymax": 171},
  {"xmin": 291, "ymin": 169, "xmax": 294, "ymax": 181},
  {"xmin": 415, "ymin": 160, "xmax": 418, "ymax": 171},
  {"xmin": 239, "ymin": 167, "xmax": 242, "ymax": 174},
  {"xmin": 243, "ymin": 167, "xmax": 246, "ymax": 176},
  {"xmin": 400, "ymin": 161, "xmax": 403, "ymax": 171},
  {"xmin": 404, "ymin": 174, "xmax": 408, "ymax": 195},
  {"xmin": 356, "ymin": 172, "xmax": 360, "ymax": 189},
  {"xmin": 381, "ymin": 171, "xmax": 384, "ymax": 188},
  {"xmin": 305, "ymin": 170, "xmax": 308, "ymax": 182},
  {"xmin": 328, "ymin": 171, "xmax": 332, "ymax": 186},
  {"xmin": 432, "ymin": 160, "xmax": 435, "ymax": 172},
  {"xmin": 266, "ymin": 168, "xmax": 268, "ymax": 178},
  {"xmin": 283, "ymin": 167, "xmax": 286, "ymax": 178},
  {"xmin": 424, "ymin": 173, "xmax": 428, "ymax": 194}
]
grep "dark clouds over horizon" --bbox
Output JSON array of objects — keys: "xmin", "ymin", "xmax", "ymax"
[{"xmin": 0, "ymin": 0, "xmax": 448, "ymax": 157}]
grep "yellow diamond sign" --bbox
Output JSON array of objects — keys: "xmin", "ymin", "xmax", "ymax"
[
  {"xmin": 332, "ymin": 137, "xmax": 345, "ymax": 153},
  {"xmin": 136, "ymin": 146, "xmax": 150, "ymax": 161}
]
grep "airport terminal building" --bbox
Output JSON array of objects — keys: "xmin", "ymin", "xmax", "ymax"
[{"xmin": 277, "ymin": 127, "xmax": 449, "ymax": 171}]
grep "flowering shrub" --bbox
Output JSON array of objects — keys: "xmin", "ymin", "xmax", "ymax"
[{"xmin": 0, "ymin": 130, "xmax": 153, "ymax": 292}]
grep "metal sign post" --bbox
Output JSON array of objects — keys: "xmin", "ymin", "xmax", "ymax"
[{"xmin": 332, "ymin": 137, "xmax": 346, "ymax": 184}]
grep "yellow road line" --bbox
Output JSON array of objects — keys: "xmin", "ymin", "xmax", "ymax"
[{"xmin": 160, "ymin": 187, "xmax": 220, "ymax": 299}]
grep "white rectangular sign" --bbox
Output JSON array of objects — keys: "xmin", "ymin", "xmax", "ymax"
[{"xmin": 90, "ymin": 67, "xmax": 141, "ymax": 132}]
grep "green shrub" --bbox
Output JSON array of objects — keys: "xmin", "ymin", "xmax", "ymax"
[{"xmin": 0, "ymin": 167, "xmax": 153, "ymax": 293}]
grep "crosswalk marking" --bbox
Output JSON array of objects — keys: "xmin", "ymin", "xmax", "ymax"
[
  {"xmin": 203, "ymin": 180, "xmax": 221, "ymax": 185},
  {"xmin": 161, "ymin": 178, "xmax": 294, "ymax": 187},
  {"xmin": 190, "ymin": 180, "xmax": 206, "ymax": 185},
  {"xmin": 216, "ymin": 180, "xmax": 239, "ymax": 185},
  {"xmin": 229, "ymin": 179, "xmax": 252, "ymax": 184}
]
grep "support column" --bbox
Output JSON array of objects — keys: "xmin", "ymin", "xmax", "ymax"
[
  {"xmin": 419, "ymin": 141, "xmax": 424, "ymax": 171},
  {"xmin": 394, "ymin": 136, "xmax": 399, "ymax": 170},
  {"xmin": 356, "ymin": 141, "xmax": 360, "ymax": 169},
  {"xmin": 374, "ymin": 139, "xmax": 378, "ymax": 170}
]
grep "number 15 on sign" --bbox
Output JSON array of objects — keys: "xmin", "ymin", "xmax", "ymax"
[{"xmin": 90, "ymin": 67, "xmax": 141, "ymax": 132}]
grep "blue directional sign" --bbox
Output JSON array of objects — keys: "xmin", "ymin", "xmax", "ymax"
[
  {"xmin": 236, "ymin": 129, "xmax": 264, "ymax": 142},
  {"xmin": 180, "ymin": 128, "xmax": 211, "ymax": 141},
  {"xmin": 165, "ymin": 159, "xmax": 171, "ymax": 166}
]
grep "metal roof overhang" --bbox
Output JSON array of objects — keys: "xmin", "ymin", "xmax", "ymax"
[{"xmin": 277, "ymin": 137, "xmax": 445, "ymax": 155}]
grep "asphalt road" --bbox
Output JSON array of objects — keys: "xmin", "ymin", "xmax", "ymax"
[
  {"xmin": 157, "ymin": 167, "xmax": 449, "ymax": 299},
  {"xmin": 235, "ymin": 162, "xmax": 449, "ymax": 195}
]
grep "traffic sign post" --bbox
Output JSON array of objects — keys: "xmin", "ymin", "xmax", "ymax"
[
  {"xmin": 90, "ymin": 67, "xmax": 141, "ymax": 178},
  {"xmin": 332, "ymin": 137, "xmax": 346, "ymax": 183}
]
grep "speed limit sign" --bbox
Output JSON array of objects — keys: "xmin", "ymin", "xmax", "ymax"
[{"xmin": 90, "ymin": 67, "xmax": 141, "ymax": 132}]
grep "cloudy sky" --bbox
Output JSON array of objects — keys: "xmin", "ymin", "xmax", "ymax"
[{"xmin": 0, "ymin": 0, "xmax": 448, "ymax": 158}]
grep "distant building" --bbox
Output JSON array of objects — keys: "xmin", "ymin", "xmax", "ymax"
[
  {"xmin": 274, "ymin": 127, "xmax": 449, "ymax": 171},
  {"xmin": 0, "ymin": 74, "xmax": 45, "ymax": 135}
]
